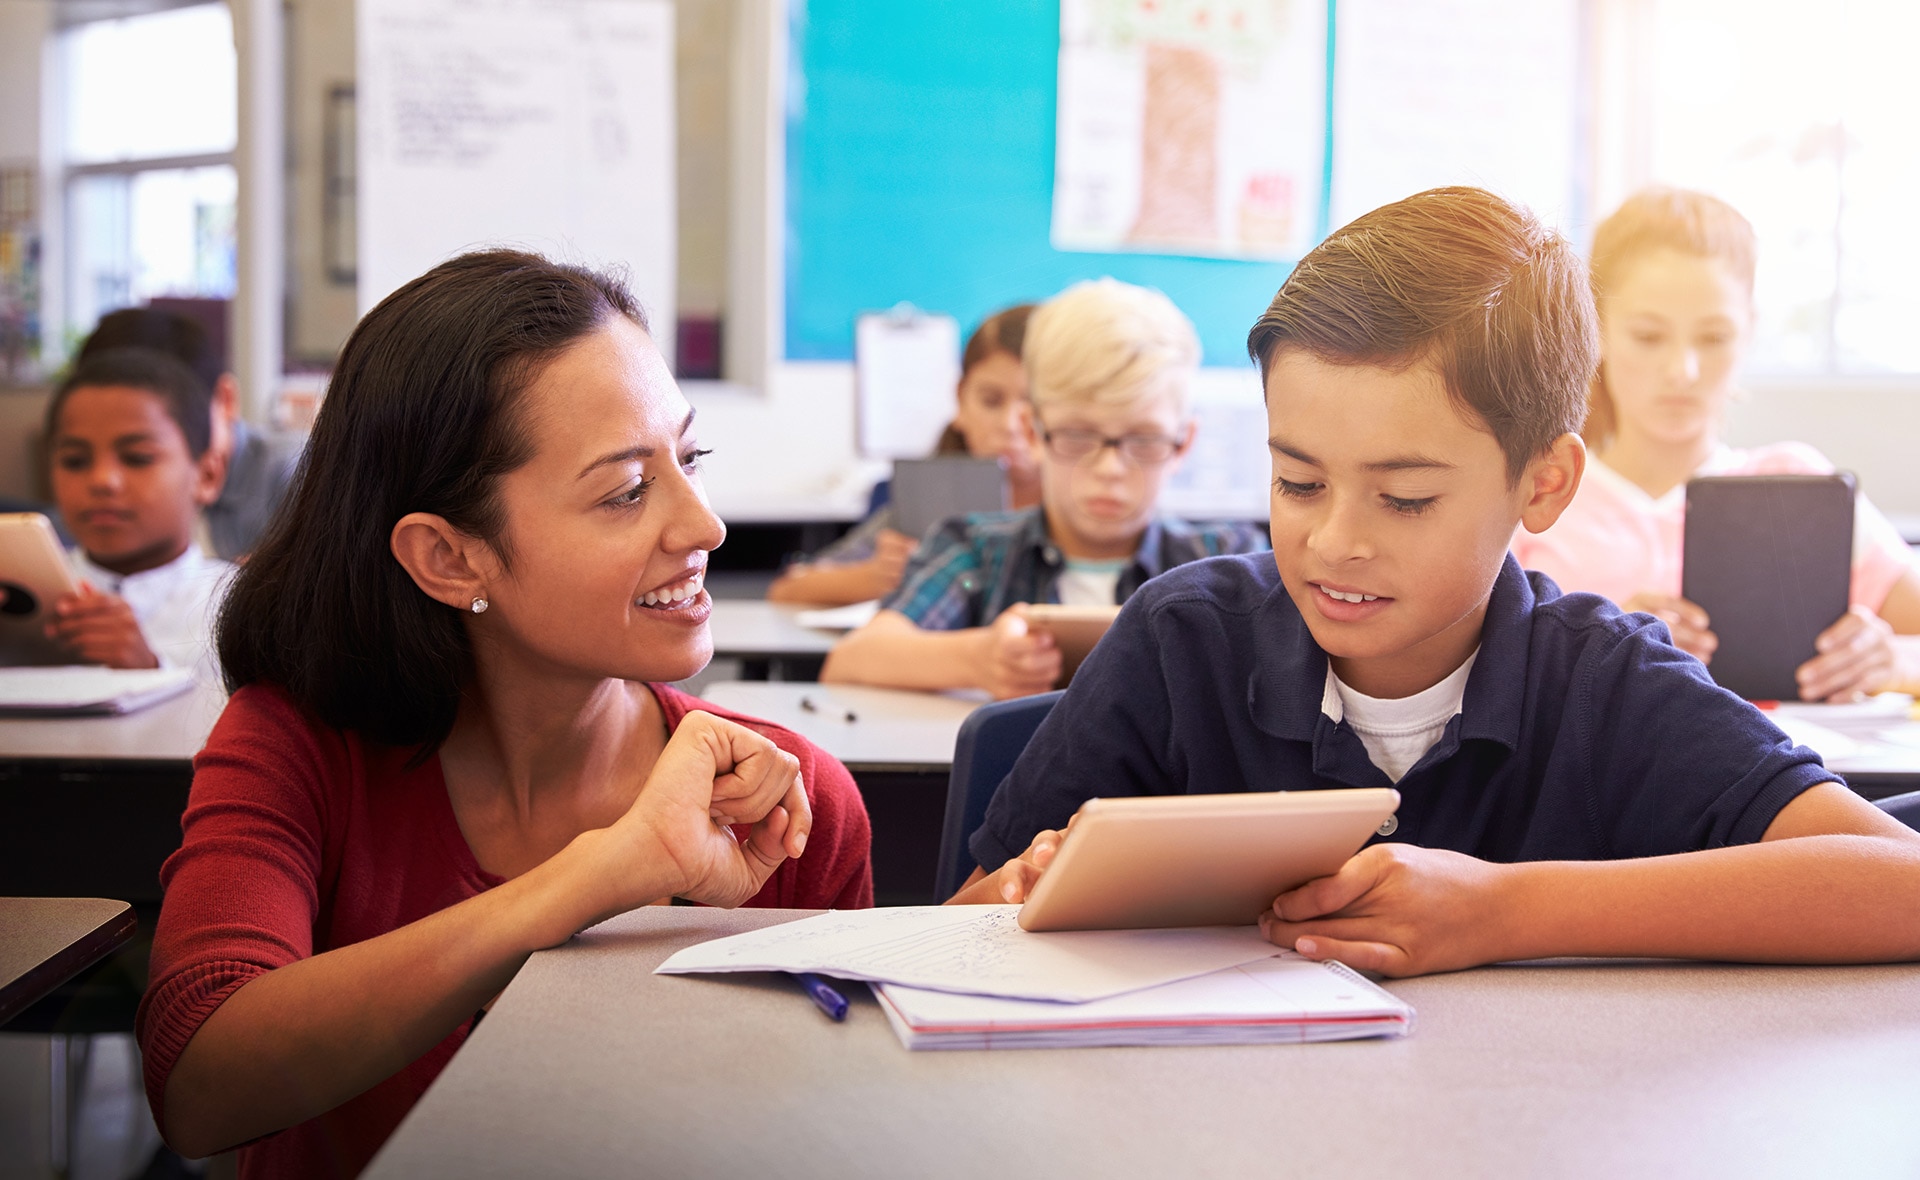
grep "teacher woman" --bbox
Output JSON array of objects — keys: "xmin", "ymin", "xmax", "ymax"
[{"xmin": 136, "ymin": 251, "xmax": 873, "ymax": 1178}]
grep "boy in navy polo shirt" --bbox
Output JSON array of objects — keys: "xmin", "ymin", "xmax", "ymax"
[{"xmin": 953, "ymin": 187, "xmax": 1920, "ymax": 976}]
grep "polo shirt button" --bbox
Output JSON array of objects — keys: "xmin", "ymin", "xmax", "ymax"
[{"xmin": 1377, "ymin": 814, "xmax": 1399, "ymax": 837}]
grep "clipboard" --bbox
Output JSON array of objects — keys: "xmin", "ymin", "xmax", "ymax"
[
  {"xmin": 1681, "ymin": 474, "xmax": 1854, "ymax": 701},
  {"xmin": 855, "ymin": 304, "xmax": 961, "ymax": 460}
]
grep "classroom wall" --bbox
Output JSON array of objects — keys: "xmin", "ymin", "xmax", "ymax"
[
  {"xmin": 0, "ymin": 1, "xmax": 49, "ymax": 165},
  {"xmin": 1729, "ymin": 378, "xmax": 1920, "ymax": 530}
]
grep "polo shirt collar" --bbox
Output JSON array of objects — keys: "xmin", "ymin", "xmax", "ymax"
[{"xmin": 1246, "ymin": 553, "xmax": 1534, "ymax": 754}]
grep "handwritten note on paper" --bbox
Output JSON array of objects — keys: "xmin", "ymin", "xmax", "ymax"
[{"xmin": 655, "ymin": 905, "xmax": 1279, "ymax": 1003}]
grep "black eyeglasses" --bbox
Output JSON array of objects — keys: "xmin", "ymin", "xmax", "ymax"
[{"xmin": 1038, "ymin": 425, "xmax": 1184, "ymax": 468}]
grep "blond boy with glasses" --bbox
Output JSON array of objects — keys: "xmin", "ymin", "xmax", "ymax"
[{"xmin": 822, "ymin": 279, "xmax": 1266, "ymax": 698}]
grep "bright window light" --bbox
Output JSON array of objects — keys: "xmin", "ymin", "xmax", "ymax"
[{"xmin": 62, "ymin": 4, "xmax": 238, "ymax": 164}]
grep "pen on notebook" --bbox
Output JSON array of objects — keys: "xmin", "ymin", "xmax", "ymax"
[{"xmin": 792, "ymin": 972, "xmax": 848, "ymax": 1021}]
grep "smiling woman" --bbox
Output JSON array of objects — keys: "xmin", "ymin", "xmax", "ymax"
[{"xmin": 135, "ymin": 250, "xmax": 873, "ymax": 1180}]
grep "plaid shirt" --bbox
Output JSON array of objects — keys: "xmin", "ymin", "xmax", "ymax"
[{"xmin": 881, "ymin": 507, "xmax": 1269, "ymax": 630}]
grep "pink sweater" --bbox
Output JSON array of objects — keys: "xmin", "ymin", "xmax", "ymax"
[{"xmin": 1512, "ymin": 442, "xmax": 1913, "ymax": 612}]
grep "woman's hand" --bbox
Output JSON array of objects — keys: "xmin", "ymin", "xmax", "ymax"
[
  {"xmin": 974, "ymin": 605, "xmax": 1062, "ymax": 699},
  {"xmin": 945, "ymin": 824, "xmax": 1068, "ymax": 904},
  {"xmin": 1259, "ymin": 844, "xmax": 1515, "ymax": 978},
  {"xmin": 46, "ymin": 584, "xmax": 159, "ymax": 669},
  {"xmin": 598, "ymin": 711, "xmax": 812, "ymax": 912},
  {"xmin": 1796, "ymin": 605, "xmax": 1898, "ymax": 702},
  {"xmin": 1623, "ymin": 592, "xmax": 1718, "ymax": 662}
]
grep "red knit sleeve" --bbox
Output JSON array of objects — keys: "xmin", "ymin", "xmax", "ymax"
[
  {"xmin": 135, "ymin": 685, "xmax": 341, "ymax": 1136},
  {"xmin": 652, "ymin": 684, "xmax": 874, "ymax": 909}
]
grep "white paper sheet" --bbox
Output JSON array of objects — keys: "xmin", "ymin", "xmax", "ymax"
[
  {"xmin": 655, "ymin": 905, "xmax": 1281, "ymax": 1003},
  {"xmin": 855, "ymin": 310, "xmax": 962, "ymax": 461},
  {"xmin": 794, "ymin": 600, "xmax": 881, "ymax": 631},
  {"xmin": 0, "ymin": 666, "xmax": 194, "ymax": 715},
  {"xmin": 874, "ymin": 952, "xmax": 1413, "ymax": 1050}
]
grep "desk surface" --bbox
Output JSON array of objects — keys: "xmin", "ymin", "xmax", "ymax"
[
  {"xmin": 0, "ymin": 680, "xmax": 226, "ymax": 763},
  {"xmin": 0, "ymin": 897, "xmax": 136, "ymax": 1026},
  {"xmin": 704, "ymin": 600, "xmax": 840, "ymax": 660},
  {"xmin": 369, "ymin": 906, "xmax": 1920, "ymax": 1179},
  {"xmin": 698, "ymin": 681, "xmax": 982, "ymax": 771}
]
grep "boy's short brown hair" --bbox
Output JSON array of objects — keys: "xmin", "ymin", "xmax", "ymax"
[{"xmin": 1246, "ymin": 186, "xmax": 1597, "ymax": 482}]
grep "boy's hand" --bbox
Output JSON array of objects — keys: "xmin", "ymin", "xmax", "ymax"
[
  {"xmin": 946, "ymin": 825, "xmax": 1068, "ymax": 904},
  {"xmin": 1258, "ymin": 843, "xmax": 1513, "ymax": 978},
  {"xmin": 1624, "ymin": 593, "xmax": 1717, "ymax": 662},
  {"xmin": 46, "ymin": 584, "xmax": 159, "ymax": 669},
  {"xmin": 1796, "ymin": 605, "xmax": 1897, "ymax": 703},
  {"xmin": 975, "ymin": 605, "xmax": 1062, "ymax": 699}
]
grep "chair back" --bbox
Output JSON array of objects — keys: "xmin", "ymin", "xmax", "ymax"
[
  {"xmin": 936, "ymin": 691, "xmax": 1064, "ymax": 902},
  {"xmin": 1874, "ymin": 789, "xmax": 1920, "ymax": 832}
]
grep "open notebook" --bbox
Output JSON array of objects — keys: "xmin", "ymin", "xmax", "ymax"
[
  {"xmin": 0, "ymin": 666, "xmax": 195, "ymax": 716},
  {"xmin": 873, "ymin": 953, "xmax": 1413, "ymax": 1051}
]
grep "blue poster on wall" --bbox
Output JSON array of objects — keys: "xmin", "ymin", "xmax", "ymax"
[{"xmin": 784, "ymin": 0, "xmax": 1335, "ymax": 368}]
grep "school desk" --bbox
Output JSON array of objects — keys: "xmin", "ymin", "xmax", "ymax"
[
  {"xmin": 702, "ymin": 600, "xmax": 839, "ymax": 679},
  {"xmin": 0, "ymin": 681, "xmax": 226, "ymax": 904},
  {"xmin": 0, "ymin": 898, "xmax": 136, "ymax": 1027},
  {"xmin": 699, "ymin": 681, "xmax": 985, "ymax": 903},
  {"xmin": 363, "ymin": 905, "xmax": 1920, "ymax": 1179}
]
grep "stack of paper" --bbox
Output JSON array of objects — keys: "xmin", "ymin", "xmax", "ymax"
[
  {"xmin": 656, "ymin": 905, "xmax": 1413, "ymax": 1050},
  {"xmin": 875, "ymin": 954, "xmax": 1412, "ymax": 1050},
  {"xmin": 794, "ymin": 600, "xmax": 881, "ymax": 631},
  {"xmin": 0, "ymin": 666, "xmax": 195, "ymax": 716}
]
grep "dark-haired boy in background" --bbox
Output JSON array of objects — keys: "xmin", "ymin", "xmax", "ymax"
[
  {"xmin": 41, "ymin": 348, "xmax": 233, "ymax": 672},
  {"xmin": 80, "ymin": 306, "xmax": 303, "ymax": 559},
  {"xmin": 953, "ymin": 187, "xmax": 1920, "ymax": 976}
]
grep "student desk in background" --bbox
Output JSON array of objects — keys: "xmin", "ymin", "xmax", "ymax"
[
  {"xmin": 702, "ymin": 600, "xmax": 840, "ymax": 680},
  {"xmin": 0, "ymin": 683, "xmax": 226, "ymax": 904},
  {"xmin": 365, "ymin": 905, "xmax": 1920, "ymax": 1179},
  {"xmin": 699, "ymin": 681, "xmax": 982, "ymax": 905}
]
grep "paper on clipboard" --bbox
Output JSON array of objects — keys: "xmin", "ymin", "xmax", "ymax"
[{"xmin": 856, "ymin": 307, "xmax": 961, "ymax": 460}]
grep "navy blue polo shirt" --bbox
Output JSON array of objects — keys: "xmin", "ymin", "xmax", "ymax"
[{"xmin": 971, "ymin": 552, "xmax": 1837, "ymax": 873}]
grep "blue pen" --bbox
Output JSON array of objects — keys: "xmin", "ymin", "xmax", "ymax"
[{"xmin": 792, "ymin": 972, "xmax": 848, "ymax": 1021}]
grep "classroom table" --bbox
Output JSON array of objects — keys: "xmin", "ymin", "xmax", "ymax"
[
  {"xmin": 698, "ymin": 681, "xmax": 985, "ymax": 904},
  {"xmin": 366, "ymin": 905, "xmax": 1920, "ymax": 1179},
  {"xmin": 0, "ymin": 898, "xmax": 136, "ymax": 1027},
  {"xmin": 0, "ymin": 681, "xmax": 227, "ymax": 903},
  {"xmin": 702, "ymin": 600, "xmax": 840, "ymax": 679},
  {"xmin": 697, "ymin": 680, "xmax": 983, "ymax": 772}
]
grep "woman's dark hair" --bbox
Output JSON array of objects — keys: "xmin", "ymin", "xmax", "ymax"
[
  {"xmin": 217, "ymin": 250, "xmax": 646, "ymax": 750},
  {"xmin": 48, "ymin": 347, "xmax": 215, "ymax": 459}
]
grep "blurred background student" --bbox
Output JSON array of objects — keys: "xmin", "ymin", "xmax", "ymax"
[
  {"xmin": 767, "ymin": 304, "xmax": 1041, "ymax": 606},
  {"xmin": 821, "ymin": 279, "xmax": 1266, "ymax": 699},
  {"xmin": 39, "ymin": 348, "xmax": 233, "ymax": 674},
  {"xmin": 78, "ymin": 307, "xmax": 305, "ymax": 561},
  {"xmin": 1511, "ymin": 188, "xmax": 1920, "ymax": 702}
]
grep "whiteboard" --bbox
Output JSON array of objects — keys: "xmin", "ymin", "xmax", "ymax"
[
  {"xmin": 1330, "ymin": 0, "xmax": 1582, "ymax": 232},
  {"xmin": 356, "ymin": 0, "xmax": 676, "ymax": 358}
]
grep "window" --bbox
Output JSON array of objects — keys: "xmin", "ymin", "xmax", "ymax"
[
  {"xmin": 60, "ymin": 3, "xmax": 239, "ymax": 339},
  {"xmin": 1615, "ymin": 0, "xmax": 1920, "ymax": 374}
]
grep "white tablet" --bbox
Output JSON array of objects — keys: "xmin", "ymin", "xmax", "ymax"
[
  {"xmin": 1017, "ymin": 788, "xmax": 1401, "ymax": 932},
  {"xmin": 0, "ymin": 513, "xmax": 82, "ymax": 667}
]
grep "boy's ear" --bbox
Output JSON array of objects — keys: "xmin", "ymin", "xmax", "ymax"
[
  {"xmin": 191, "ymin": 444, "xmax": 228, "ymax": 509},
  {"xmin": 390, "ymin": 512, "xmax": 500, "ymax": 611},
  {"xmin": 1517, "ymin": 432, "xmax": 1586, "ymax": 534}
]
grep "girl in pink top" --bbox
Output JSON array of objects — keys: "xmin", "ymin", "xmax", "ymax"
[{"xmin": 1512, "ymin": 189, "xmax": 1920, "ymax": 701}]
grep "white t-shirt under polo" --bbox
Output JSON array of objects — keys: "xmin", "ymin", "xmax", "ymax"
[
  {"xmin": 1322, "ymin": 650, "xmax": 1480, "ymax": 783},
  {"xmin": 1056, "ymin": 558, "xmax": 1125, "ymax": 607}
]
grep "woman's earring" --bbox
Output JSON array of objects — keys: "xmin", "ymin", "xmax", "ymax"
[{"xmin": 469, "ymin": 596, "xmax": 489, "ymax": 614}]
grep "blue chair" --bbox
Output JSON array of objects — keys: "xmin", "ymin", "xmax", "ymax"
[
  {"xmin": 1875, "ymin": 790, "xmax": 1920, "ymax": 832},
  {"xmin": 935, "ymin": 691, "xmax": 1064, "ymax": 902}
]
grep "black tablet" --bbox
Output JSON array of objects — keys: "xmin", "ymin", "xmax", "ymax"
[
  {"xmin": 890, "ymin": 457, "xmax": 1008, "ymax": 540},
  {"xmin": 1681, "ymin": 474, "xmax": 1854, "ymax": 700}
]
